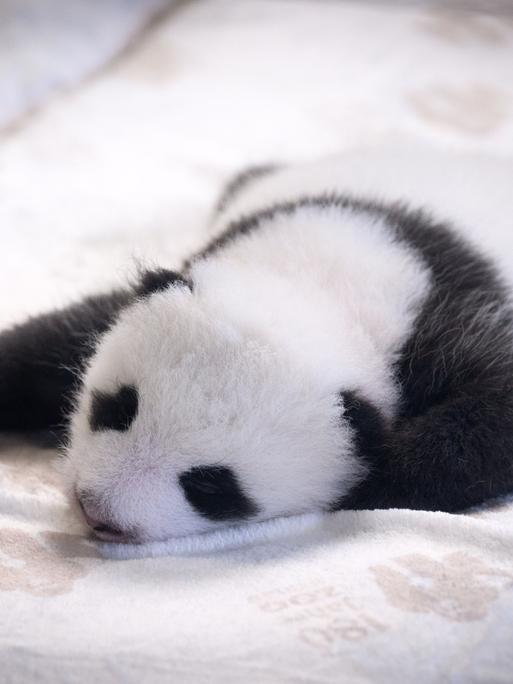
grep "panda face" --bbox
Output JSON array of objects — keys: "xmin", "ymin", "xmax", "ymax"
[{"xmin": 64, "ymin": 286, "xmax": 360, "ymax": 543}]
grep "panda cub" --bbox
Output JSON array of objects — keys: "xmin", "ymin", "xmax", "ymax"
[{"xmin": 1, "ymin": 161, "xmax": 513, "ymax": 544}]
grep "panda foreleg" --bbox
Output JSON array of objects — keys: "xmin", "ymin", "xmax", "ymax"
[
  {"xmin": 388, "ymin": 386, "xmax": 513, "ymax": 511},
  {"xmin": 0, "ymin": 289, "xmax": 132, "ymax": 439},
  {"xmin": 341, "ymin": 386, "xmax": 513, "ymax": 512}
]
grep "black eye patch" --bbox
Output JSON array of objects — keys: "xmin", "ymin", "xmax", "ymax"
[
  {"xmin": 178, "ymin": 465, "xmax": 259, "ymax": 521},
  {"xmin": 89, "ymin": 384, "xmax": 139, "ymax": 432}
]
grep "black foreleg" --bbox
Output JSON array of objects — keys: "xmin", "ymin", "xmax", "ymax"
[
  {"xmin": 0, "ymin": 289, "xmax": 132, "ymax": 437},
  {"xmin": 338, "ymin": 386, "xmax": 513, "ymax": 512}
]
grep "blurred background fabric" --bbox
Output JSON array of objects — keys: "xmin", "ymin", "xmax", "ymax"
[
  {"xmin": 2, "ymin": 0, "xmax": 512, "ymax": 132},
  {"xmin": 0, "ymin": 0, "xmax": 176, "ymax": 129},
  {"xmin": 1, "ymin": 0, "xmax": 512, "ymax": 326}
]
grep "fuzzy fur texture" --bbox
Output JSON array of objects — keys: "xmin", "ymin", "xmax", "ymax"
[{"xmin": 2, "ymin": 160, "xmax": 513, "ymax": 542}]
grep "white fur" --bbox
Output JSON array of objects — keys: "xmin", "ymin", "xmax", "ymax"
[{"xmin": 64, "ymin": 161, "xmax": 432, "ymax": 542}]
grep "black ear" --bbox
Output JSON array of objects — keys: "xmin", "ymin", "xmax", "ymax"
[{"xmin": 136, "ymin": 268, "xmax": 192, "ymax": 297}]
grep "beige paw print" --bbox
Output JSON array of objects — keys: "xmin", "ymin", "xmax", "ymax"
[
  {"xmin": 0, "ymin": 527, "xmax": 99, "ymax": 597},
  {"xmin": 371, "ymin": 551, "xmax": 513, "ymax": 622},
  {"xmin": 418, "ymin": 10, "xmax": 512, "ymax": 45},
  {"xmin": 0, "ymin": 444, "xmax": 65, "ymax": 498},
  {"xmin": 1, "ymin": 461, "xmax": 63, "ymax": 496},
  {"xmin": 407, "ymin": 83, "xmax": 508, "ymax": 135}
]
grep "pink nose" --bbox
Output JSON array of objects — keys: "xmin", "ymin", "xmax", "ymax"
[{"xmin": 77, "ymin": 493, "xmax": 132, "ymax": 543}]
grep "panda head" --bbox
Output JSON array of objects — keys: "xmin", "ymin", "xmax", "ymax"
[{"xmin": 64, "ymin": 270, "xmax": 361, "ymax": 543}]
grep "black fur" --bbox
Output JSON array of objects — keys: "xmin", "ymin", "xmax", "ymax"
[
  {"xmin": 137, "ymin": 268, "xmax": 191, "ymax": 297},
  {"xmin": 0, "ymin": 289, "xmax": 133, "ymax": 437},
  {"xmin": 188, "ymin": 195, "xmax": 339, "ymax": 266},
  {"xmin": 178, "ymin": 465, "xmax": 259, "ymax": 521},
  {"xmin": 350, "ymin": 202, "xmax": 513, "ymax": 511},
  {"xmin": 338, "ymin": 391, "xmax": 386, "ymax": 467},
  {"xmin": 214, "ymin": 164, "xmax": 278, "ymax": 215},
  {"xmin": 332, "ymin": 391, "xmax": 390, "ymax": 511},
  {"xmin": 89, "ymin": 385, "xmax": 139, "ymax": 432},
  {"xmin": 335, "ymin": 387, "xmax": 513, "ymax": 512}
]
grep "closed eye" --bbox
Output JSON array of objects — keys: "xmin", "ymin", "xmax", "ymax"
[{"xmin": 178, "ymin": 465, "xmax": 259, "ymax": 521}]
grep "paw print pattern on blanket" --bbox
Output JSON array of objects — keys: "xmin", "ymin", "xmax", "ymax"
[
  {"xmin": 370, "ymin": 551, "xmax": 513, "ymax": 622},
  {"xmin": 418, "ymin": 10, "xmax": 513, "ymax": 45},
  {"xmin": 1, "ymin": 461, "xmax": 63, "ymax": 497},
  {"xmin": 0, "ymin": 528, "xmax": 99, "ymax": 597},
  {"xmin": 0, "ymin": 443, "xmax": 66, "ymax": 503},
  {"xmin": 406, "ymin": 83, "xmax": 508, "ymax": 135}
]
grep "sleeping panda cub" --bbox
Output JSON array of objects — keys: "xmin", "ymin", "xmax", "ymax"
[{"xmin": 2, "ymin": 161, "xmax": 513, "ymax": 543}]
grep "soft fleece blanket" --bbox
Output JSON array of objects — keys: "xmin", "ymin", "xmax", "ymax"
[{"xmin": 1, "ymin": 2, "xmax": 513, "ymax": 682}]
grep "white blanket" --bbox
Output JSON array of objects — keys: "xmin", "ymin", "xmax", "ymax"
[{"xmin": 1, "ymin": 1, "xmax": 513, "ymax": 682}]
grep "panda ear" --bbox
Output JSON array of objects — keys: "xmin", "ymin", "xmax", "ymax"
[{"xmin": 136, "ymin": 268, "xmax": 192, "ymax": 297}]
